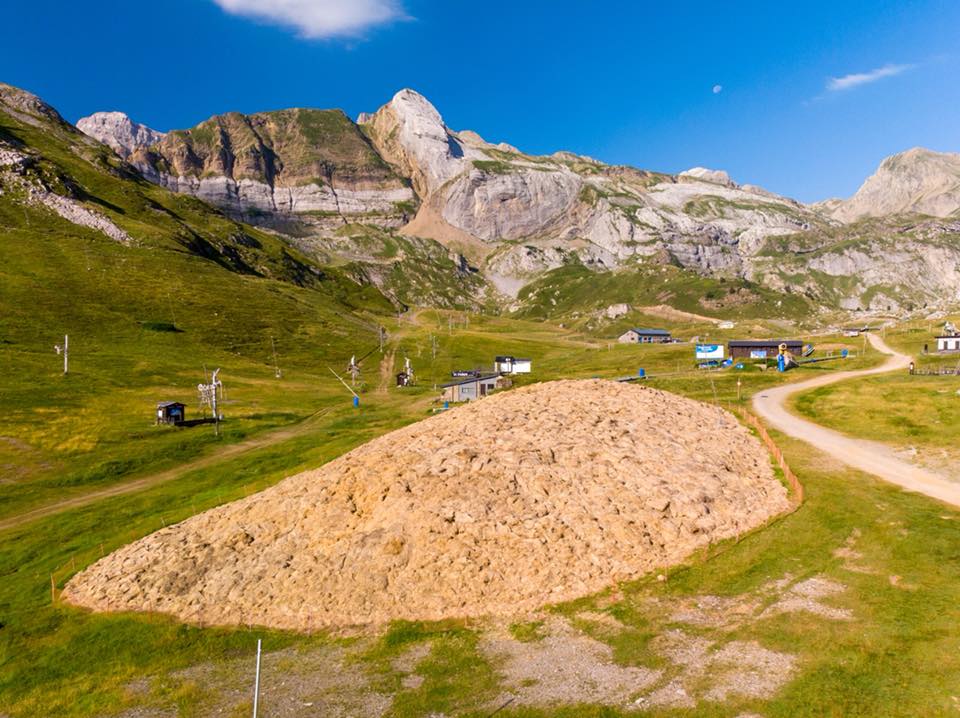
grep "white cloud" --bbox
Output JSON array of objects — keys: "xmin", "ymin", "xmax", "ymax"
[
  {"xmin": 712, "ymin": 84, "xmax": 723, "ymax": 94},
  {"xmin": 827, "ymin": 63, "xmax": 914, "ymax": 92},
  {"xmin": 211, "ymin": 0, "xmax": 407, "ymax": 39}
]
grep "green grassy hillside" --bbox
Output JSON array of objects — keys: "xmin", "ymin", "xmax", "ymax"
[
  {"xmin": 293, "ymin": 222, "xmax": 491, "ymax": 310},
  {"xmin": 514, "ymin": 261, "xmax": 812, "ymax": 326},
  {"xmin": 0, "ymin": 85, "xmax": 396, "ymax": 519}
]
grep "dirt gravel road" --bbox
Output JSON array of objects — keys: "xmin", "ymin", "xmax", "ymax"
[{"xmin": 752, "ymin": 333, "xmax": 960, "ymax": 508}]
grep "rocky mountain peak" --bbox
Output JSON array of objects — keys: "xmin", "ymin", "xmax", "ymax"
[
  {"xmin": 365, "ymin": 88, "xmax": 473, "ymax": 197},
  {"xmin": 679, "ymin": 167, "xmax": 736, "ymax": 187},
  {"xmin": 0, "ymin": 83, "xmax": 73, "ymax": 131},
  {"xmin": 76, "ymin": 111, "xmax": 165, "ymax": 159},
  {"xmin": 828, "ymin": 147, "xmax": 960, "ymax": 223}
]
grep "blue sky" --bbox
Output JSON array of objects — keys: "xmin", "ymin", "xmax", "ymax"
[{"xmin": 2, "ymin": 0, "xmax": 958, "ymax": 202}]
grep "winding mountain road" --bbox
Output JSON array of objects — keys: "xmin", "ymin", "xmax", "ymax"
[{"xmin": 752, "ymin": 333, "xmax": 960, "ymax": 508}]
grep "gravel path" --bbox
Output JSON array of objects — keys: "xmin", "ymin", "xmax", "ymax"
[{"xmin": 752, "ymin": 333, "xmax": 960, "ymax": 508}]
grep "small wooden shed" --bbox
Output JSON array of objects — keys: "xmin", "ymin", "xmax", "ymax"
[
  {"xmin": 494, "ymin": 356, "xmax": 532, "ymax": 374},
  {"xmin": 441, "ymin": 374, "xmax": 504, "ymax": 403},
  {"xmin": 156, "ymin": 401, "xmax": 185, "ymax": 425},
  {"xmin": 936, "ymin": 335, "xmax": 960, "ymax": 353},
  {"xmin": 728, "ymin": 340, "xmax": 803, "ymax": 360},
  {"xmin": 618, "ymin": 328, "xmax": 672, "ymax": 344}
]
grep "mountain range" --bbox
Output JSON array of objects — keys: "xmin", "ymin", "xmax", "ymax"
[{"xmin": 6, "ymin": 81, "xmax": 960, "ymax": 320}]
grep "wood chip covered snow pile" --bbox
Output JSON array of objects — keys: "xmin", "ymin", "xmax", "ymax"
[{"xmin": 64, "ymin": 380, "xmax": 790, "ymax": 631}]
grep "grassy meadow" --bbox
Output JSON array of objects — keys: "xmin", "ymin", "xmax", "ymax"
[{"xmin": 0, "ymin": 297, "xmax": 906, "ymax": 716}]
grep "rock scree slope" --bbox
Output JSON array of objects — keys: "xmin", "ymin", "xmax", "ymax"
[{"xmin": 64, "ymin": 380, "xmax": 790, "ymax": 632}]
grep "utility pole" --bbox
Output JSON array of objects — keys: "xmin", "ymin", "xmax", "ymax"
[
  {"xmin": 252, "ymin": 638, "xmax": 262, "ymax": 718},
  {"xmin": 379, "ymin": 326, "xmax": 386, "ymax": 353},
  {"xmin": 54, "ymin": 335, "xmax": 68, "ymax": 374},
  {"xmin": 270, "ymin": 337, "xmax": 281, "ymax": 379},
  {"xmin": 347, "ymin": 355, "xmax": 360, "ymax": 386},
  {"xmin": 212, "ymin": 369, "xmax": 220, "ymax": 437},
  {"xmin": 198, "ymin": 368, "xmax": 223, "ymax": 437}
]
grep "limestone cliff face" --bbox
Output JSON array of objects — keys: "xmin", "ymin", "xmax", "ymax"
[
  {"xmin": 751, "ymin": 218, "xmax": 960, "ymax": 312},
  {"xmin": 128, "ymin": 108, "xmax": 416, "ymax": 223},
  {"xmin": 363, "ymin": 89, "xmax": 478, "ymax": 198},
  {"xmin": 76, "ymin": 112, "xmax": 165, "ymax": 159},
  {"xmin": 827, "ymin": 148, "xmax": 960, "ymax": 222},
  {"xmin": 441, "ymin": 164, "xmax": 583, "ymax": 241}
]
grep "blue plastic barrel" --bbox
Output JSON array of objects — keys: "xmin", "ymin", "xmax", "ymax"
[
  {"xmin": 353, "ymin": 396, "xmax": 359, "ymax": 407},
  {"xmin": 638, "ymin": 368, "xmax": 646, "ymax": 378},
  {"xmin": 444, "ymin": 401, "xmax": 449, "ymax": 409}
]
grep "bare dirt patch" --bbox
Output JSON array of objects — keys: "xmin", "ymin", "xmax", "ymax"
[
  {"xmin": 704, "ymin": 640, "xmax": 797, "ymax": 701},
  {"xmin": 377, "ymin": 348, "xmax": 396, "ymax": 394},
  {"xmin": 670, "ymin": 593, "xmax": 761, "ymax": 630},
  {"xmin": 175, "ymin": 644, "xmax": 390, "ymax": 717},
  {"xmin": 762, "ymin": 576, "xmax": 852, "ymax": 621},
  {"xmin": 636, "ymin": 303, "xmax": 720, "ymax": 324},
  {"xmin": 393, "ymin": 641, "xmax": 432, "ymax": 690},
  {"xmin": 669, "ymin": 569, "xmax": 853, "ymax": 630},
  {"xmin": 575, "ymin": 610, "xmax": 626, "ymax": 632},
  {"xmin": 642, "ymin": 629, "xmax": 795, "ymax": 708},
  {"xmin": 64, "ymin": 380, "xmax": 789, "ymax": 631},
  {"xmin": 482, "ymin": 617, "xmax": 662, "ymax": 707},
  {"xmin": 833, "ymin": 527, "xmax": 875, "ymax": 573}
]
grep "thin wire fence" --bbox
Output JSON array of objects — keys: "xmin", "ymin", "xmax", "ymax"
[{"xmin": 732, "ymin": 405, "xmax": 804, "ymax": 505}]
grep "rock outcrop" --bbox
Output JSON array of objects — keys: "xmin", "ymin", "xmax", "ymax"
[
  {"xmin": 0, "ymin": 113, "xmax": 132, "ymax": 244},
  {"xmin": 128, "ymin": 107, "xmax": 416, "ymax": 225},
  {"xmin": 679, "ymin": 167, "xmax": 736, "ymax": 187},
  {"xmin": 76, "ymin": 111, "xmax": 165, "ymax": 159},
  {"xmin": 0, "ymin": 82, "xmax": 74, "ymax": 131},
  {"xmin": 752, "ymin": 218, "xmax": 960, "ymax": 312},
  {"xmin": 364, "ymin": 89, "xmax": 480, "ymax": 197},
  {"xmin": 63, "ymin": 380, "xmax": 790, "ymax": 631},
  {"xmin": 826, "ymin": 148, "xmax": 960, "ymax": 222}
]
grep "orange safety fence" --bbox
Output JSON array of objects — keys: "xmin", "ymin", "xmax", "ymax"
[{"xmin": 732, "ymin": 406, "xmax": 804, "ymax": 505}]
